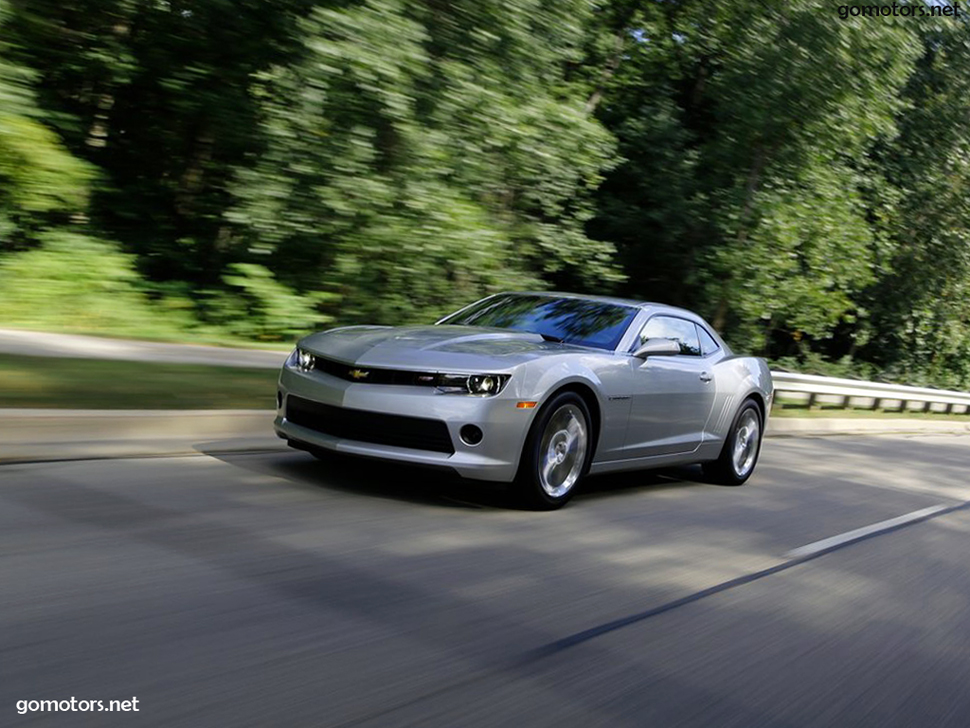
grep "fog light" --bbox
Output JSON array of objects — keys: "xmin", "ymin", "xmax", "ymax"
[{"xmin": 459, "ymin": 424, "xmax": 484, "ymax": 446}]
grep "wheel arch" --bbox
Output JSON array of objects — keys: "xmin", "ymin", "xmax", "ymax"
[
  {"xmin": 543, "ymin": 381, "xmax": 602, "ymax": 460},
  {"xmin": 743, "ymin": 390, "xmax": 767, "ymax": 424}
]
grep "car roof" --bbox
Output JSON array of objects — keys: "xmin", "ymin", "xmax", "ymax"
[{"xmin": 509, "ymin": 291, "xmax": 706, "ymax": 321}]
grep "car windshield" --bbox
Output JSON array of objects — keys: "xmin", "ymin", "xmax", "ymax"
[{"xmin": 438, "ymin": 294, "xmax": 638, "ymax": 351}]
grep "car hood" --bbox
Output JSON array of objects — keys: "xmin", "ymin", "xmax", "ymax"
[{"xmin": 300, "ymin": 325, "xmax": 590, "ymax": 371}]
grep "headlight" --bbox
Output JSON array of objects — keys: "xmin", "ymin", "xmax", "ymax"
[
  {"xmin": 436, "ymin": 373, "xmax": 510, "ymax": 396},
  {"xmin": 287, "ymin": 347, "xmax": 316, "ymax": 372},
  {"xmin": 468, "ymin": 374, "xmax": 503, "ymax": 395}
]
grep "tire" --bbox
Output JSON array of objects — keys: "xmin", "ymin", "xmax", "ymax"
[
  {"xmin": 703, "ymin": 398, "xmax": 763, "ymax": 486},
  {"xmin": 515, "ymin": 392, "xmax": 592, "ymax": 510}
]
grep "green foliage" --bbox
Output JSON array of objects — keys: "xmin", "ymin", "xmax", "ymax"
[
  {"xmin": 770, "ymin": 353, "xmax": 878, "ymax": 382},
  {"xmin": 592, "ymin": 1, "xmax": 922, "ymax": 353},
  {"xmin": 0, "ymin": 232, "xmax": 189, "ymax": 333},
  {"xmin": 0, "ymin": 114, "xmax": 92, "ymax": 216},
  {"xmin": 0, "ymin": 0, "xmax": 969, "ymax": 390},
  {"xmin": 0, "ymin": 0, "xmax": 94, "ymax": 246},
  {"xmin": 229, "ymin": 0, "xmax": 620, "ymax": 325},
  {"xmin": 4, "ymin": 0, "xmax": 312, "ymax": 281},
  {"xmin": 712, "ymin": 161, "xmax": 879, "ymax": 347},
  {"xmin": 858, "ymin": 19, "xmax": 970, "ymax": 389},
  {"xmin": 206, "ymin": 263, "xmax": 330, "ymax": 341}
]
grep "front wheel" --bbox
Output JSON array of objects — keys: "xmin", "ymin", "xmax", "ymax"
[
  {"xmin": 516, "ymin": 392, "xmax": 592, "ymax": 510},
  {"xmin": 703, "ymin": 399, "xmax": 763, "ymax": 485}
]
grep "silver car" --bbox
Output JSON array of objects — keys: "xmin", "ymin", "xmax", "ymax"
[{"xmin": 275, "ymin": 292, "xmax": 773, "ymax": 509}]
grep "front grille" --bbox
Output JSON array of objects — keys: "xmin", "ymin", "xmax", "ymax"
[
  {"xmin": 313, "ymin": 356, "xmax": 439, "ymax": 386},
  {"xmin": 285, "ymin": 395, "xmax": 455, "ymax": 454}
]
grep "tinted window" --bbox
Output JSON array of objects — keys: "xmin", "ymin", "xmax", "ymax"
[
  {"xmin": 637, "ymin": 316, "xmax": 701, "ymax": 356},
  {"xmin": 439, "ymin": 294, "xmax": 638, "ymax": 351},
  {"xmin": 697, "ymin": 325, "xmax": 720, "ymax": 356}
]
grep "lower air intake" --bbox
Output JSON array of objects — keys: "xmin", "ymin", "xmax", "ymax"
[{"xmin": 286, "ymin": 396, "xmax": 455, "ymax": 454}]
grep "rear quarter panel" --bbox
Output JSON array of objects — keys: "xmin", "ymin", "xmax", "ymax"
[{"xmin": 707, "ymin": 355, "xmax": 773, "ymax": 447}]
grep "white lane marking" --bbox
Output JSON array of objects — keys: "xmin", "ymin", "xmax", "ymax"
[{"xmin": 786, "ymin": 505, "xmax": 949, "ymax": 559}]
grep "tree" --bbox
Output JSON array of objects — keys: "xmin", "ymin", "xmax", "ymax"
[
  {"xmin": 229, "ymin": 0, "xmax": 621, "ymax": 325},
  {"xmin": 0, "ymin": 0, "xmax": 93, "ymax": 250},
  {"xmin": 590, "ymin": 0, "xmax": 920, "ymax": 356},
  {"xmin": 861, "ymin": 18, "xmax": 970, "ymax": 387},
  {"xmin": 6, "ymin": 0, "xmax": 313, "ymax": 282}
]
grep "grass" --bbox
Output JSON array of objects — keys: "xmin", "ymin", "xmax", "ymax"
[{"xmin": 0, "ymin": 354, "xmax": 278, "ymax": 409}]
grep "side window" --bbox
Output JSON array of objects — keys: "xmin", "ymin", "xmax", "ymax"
[
  {"xmin": 638, "ymin": 316, "xmax": 701, "ymax": 356},
  {"xmin": 697, "ymin": 325, "xmax": 720, "ymax": 356}
]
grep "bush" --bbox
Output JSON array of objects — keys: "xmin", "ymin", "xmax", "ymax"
[
  {"xmin": 202, "ymin": 263, "xmax": 328, "ymax": 341},
  {"xmin": 0, "ymin": 233, "xmax": 196, "ymax": 335}
]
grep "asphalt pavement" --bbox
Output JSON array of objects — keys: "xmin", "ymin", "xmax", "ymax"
[{"xmin": 3, "ymin": 434, "xmax": 970, "ymax": 726}]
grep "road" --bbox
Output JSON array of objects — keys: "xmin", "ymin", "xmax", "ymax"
[
  {"xmin": 3, "ymin": 434, "xmax": 970, "ymax": 727},
  {"xmin": 0, "ymin": 328, "xmax": 285, "ymax": 368}
]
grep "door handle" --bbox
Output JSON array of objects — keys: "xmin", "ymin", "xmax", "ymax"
[{"xmin": 699, "ymin": 372, "xmax": 713, "ymax": 383}]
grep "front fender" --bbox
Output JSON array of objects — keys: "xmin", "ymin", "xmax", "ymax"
[
  {"xmin": 515, "ymin": 355, "xmax": 610, "ymax": 410},
  {"xmin": 513, "ymin": 353, "xmax": 632, "ymax": 460}
]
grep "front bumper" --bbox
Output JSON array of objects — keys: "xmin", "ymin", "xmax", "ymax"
[{"xmin": 274, "ymin": 365, "xmax": 535, "ymax": 482}]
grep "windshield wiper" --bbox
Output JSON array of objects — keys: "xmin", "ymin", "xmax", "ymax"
[{"xmin": 539, "ymin": 333, "xmax": 565, "ymax": 344}]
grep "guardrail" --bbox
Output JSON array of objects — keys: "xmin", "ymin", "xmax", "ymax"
[{"xmin": 770, "ymin": 372, "xmax": 970, "ymax": 414}]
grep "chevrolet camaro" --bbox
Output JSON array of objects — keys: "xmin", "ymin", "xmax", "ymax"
[{"xmin": 274, "ymin": 292, "xmax": 773, "ymax": 509}]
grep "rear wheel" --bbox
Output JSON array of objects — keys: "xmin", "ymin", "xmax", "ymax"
[
  {"xmin": 703, "ymin": 399, "xmax": 763, "ymax": 485},
  {"xmin": 516, "ymin": 392, "xmax": 592, "ymax": 510}
]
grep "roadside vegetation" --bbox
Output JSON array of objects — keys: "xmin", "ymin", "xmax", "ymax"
[
  {"xmin": 1, "ymin": 1, "xmax": 968, "ymax": 388},
  {"xmin": 0, "ymin": 355, "xmax": 277, "ymax": 409}
]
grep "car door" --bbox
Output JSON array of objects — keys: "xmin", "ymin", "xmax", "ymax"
[{"xmin": 621, "ymin": 315, "xmax": 717, "ymax": 458}]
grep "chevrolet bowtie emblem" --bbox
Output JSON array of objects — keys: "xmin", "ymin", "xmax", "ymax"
[{"xmin": 348, "ymin": 369, "xmax": 370, "ymax": 380}]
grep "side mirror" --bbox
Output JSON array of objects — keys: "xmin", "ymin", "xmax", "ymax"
[{"xmin": 633, "ymin": 338, "xmax": 681, "ymax": 359}]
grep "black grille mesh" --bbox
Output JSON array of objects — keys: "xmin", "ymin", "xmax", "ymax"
[{"xmin": 286, "ymin": 395, "xmax": 454, "ymax": 454}]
